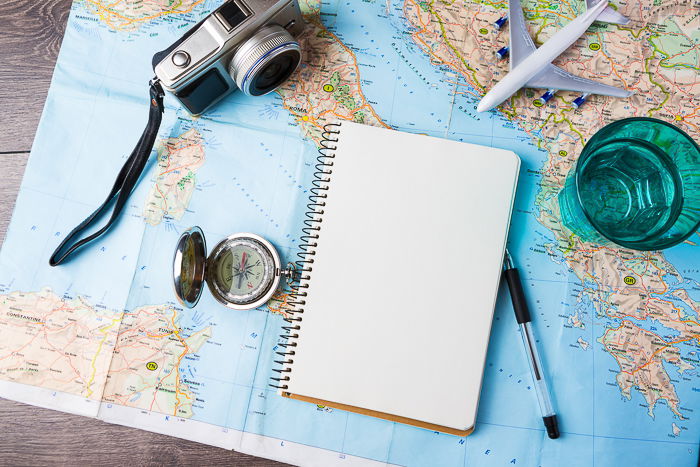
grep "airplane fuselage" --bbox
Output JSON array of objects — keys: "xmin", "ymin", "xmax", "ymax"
[{"xmin": 477, "ymin": 0, "xmax": 609, "ymax": 112}]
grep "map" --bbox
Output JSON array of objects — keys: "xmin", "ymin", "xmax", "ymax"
[{"xmin": 0, "ymin": 0, "xmax": 698, "ymax": 464}]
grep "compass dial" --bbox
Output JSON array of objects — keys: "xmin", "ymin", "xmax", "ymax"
[
  {"xmin": 218, "ymin": 245, "xmax": 267, "ymax": 294},
  {"xmin": 206, "ymin": 235, "xmax": 277, "ymax": 308}
]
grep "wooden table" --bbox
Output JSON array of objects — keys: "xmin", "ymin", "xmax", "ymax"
[{"xmin": 0, "ymin": 2, "xmax": 283, "ymax": 465}]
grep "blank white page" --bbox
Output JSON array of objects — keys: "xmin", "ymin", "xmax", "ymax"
[{"xmin": 285, "ymin": 121, "xmax": 519, "ymax": 431}]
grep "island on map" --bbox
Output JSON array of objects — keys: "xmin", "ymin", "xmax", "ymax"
[{"xmin": 142, "ymin": 128, "xmax": 206, "ymax": 226}]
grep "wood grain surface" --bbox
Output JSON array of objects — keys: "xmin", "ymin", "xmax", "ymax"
[
  {"xmin": 0, "ymin": 0, "xmax": 71, "ymax": 152},
  {"xmin": 0, "ymin": 153, "xmax": 28, "ymax": 244},
  {"xmin": 0, "ymin": 2, "xmax": 286, "ymax": 465}
]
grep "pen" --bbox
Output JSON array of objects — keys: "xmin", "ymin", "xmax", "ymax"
[{"xmin": 503, "ymin": 249, "xmax": 560, "ymax": 439}]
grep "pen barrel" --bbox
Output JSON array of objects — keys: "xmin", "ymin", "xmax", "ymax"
[
  {"xmin": 506, "ymin": 265, "xmax": 559, "ymax": 439},
  {"xmin": 504, "ymin": 268, "xmax": 531, "ymax": 324},
  {"xmin": 520, "ymin": 322, "xmax": 556, "ymax": 419}
]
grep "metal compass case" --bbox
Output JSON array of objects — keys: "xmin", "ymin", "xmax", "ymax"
[{"xmin": 173, "ymin": 227, "xmax": 294, "ymax": 310}]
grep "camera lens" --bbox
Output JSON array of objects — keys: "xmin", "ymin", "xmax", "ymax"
[
  {"xmin": 229, "ymin": 25, "xmax": 301, "ymax": 97},
  {"xmin": 254, "ymin": 55, "xmax": 295, "ymax": 93}
]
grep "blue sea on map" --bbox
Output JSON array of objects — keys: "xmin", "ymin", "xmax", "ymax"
[{"xmin": 0, "ymin": 0, "xmax": 697, "ymax": 465}]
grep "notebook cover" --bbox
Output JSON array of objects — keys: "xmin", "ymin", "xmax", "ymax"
[
  {"xmin": 280, "ymin": 121, "xmax": 520, "ymax": 434},
  {"xmin": 282, "ymin": 392, "xmax": 473, "ymax": 436}
]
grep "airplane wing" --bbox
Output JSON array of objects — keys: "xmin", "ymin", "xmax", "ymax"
[
  {"xmin": 526, "ymin": 64, "xmax": 634, "ymax": 97},
  {"xmin": 508, "ymin": 0, "xmax": 537, "ymax": 69},
  {"xmin": 586, "ymin": 0, "xmax": 630, "ymax": 24}
]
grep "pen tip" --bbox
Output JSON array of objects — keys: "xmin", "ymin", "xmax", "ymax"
[
  {"xmin": 503, "ymin": 249, "xmax": 514, "ymax": 270},
  {"xmin": 544, "ymin": 415, "xmax": 560, "ymax": 439}
]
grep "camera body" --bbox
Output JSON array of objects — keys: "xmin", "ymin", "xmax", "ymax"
[{"xmin": 153, "ymin": 0, "xmax": 305, "ymax": 115}]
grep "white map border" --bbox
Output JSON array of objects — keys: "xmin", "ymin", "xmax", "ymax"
[{"xmin": 1, "ymin": 379, "xmax": 394, "ymax": 466}]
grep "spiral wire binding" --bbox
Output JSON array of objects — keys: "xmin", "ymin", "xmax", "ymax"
[{"xmin": 269, "ymin": 122, "xmax": 341, "ymax": 391}]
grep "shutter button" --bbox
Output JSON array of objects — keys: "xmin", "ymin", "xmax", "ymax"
[{"xmin": 172, "ymin": 51, "xmax": 191, "ymax": 68}]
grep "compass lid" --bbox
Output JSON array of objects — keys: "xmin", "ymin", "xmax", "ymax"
[{"xmin": 173, "ymin": 226, "xmax": 207, "ymax": 308}]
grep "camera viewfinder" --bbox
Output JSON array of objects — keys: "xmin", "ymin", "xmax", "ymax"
[{"xmin": 217, "ymin": 1, "xmax": 251, "ymax": 31}]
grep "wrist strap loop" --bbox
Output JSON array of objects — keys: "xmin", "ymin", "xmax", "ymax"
[{"xmin": 49, "ymin": 79, "xmax": 165, "ymax": 266}]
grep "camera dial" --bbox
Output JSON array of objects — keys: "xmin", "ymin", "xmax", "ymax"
[{"xmin": 229, "ymin": 25, "xmax": 301, "ymax": 96}]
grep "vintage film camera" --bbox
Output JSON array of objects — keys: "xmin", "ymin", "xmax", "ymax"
[
  {"xmin": 153, "ymin": 0, "xmax": 306, "ymax": 115},
  {"xmin": 51, "ymin": 0, "xmax": 306, "ymax": 265}
]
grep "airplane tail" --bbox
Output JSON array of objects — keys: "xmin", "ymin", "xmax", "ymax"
[{"xmin": 586, "ymin": 0, "xmax": 630, "ymax": 25}]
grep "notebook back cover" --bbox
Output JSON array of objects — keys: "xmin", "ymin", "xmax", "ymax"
[{"xmin": 284, "ymin": 122, "xmax": 520, "ymax": 431}]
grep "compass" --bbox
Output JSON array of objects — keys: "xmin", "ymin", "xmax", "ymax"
[{"xmin": 173, "ymin": 226, "xmax": 294, "ymax": 310}]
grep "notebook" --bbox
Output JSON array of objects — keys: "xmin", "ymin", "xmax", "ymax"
[{"xmin": 273, "ymin": 121, "xmax": 520, "ymax": 436}]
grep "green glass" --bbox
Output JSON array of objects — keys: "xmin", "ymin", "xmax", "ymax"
[{"xmin": 559, "ymin": 117, "xmax": 700, "ymax": 250}]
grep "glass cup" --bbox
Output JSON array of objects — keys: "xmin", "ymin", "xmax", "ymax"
[{"xmin": 558, "ymin": 117, "xmax": 700, "ymax": 251}]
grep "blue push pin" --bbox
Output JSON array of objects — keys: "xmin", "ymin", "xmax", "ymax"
[
  {"xmin": 572, "ymin": 93, "xmax": 590, "ymax": 109},
  {"xmin": 535, "ymin": 89, "xmax": 556, "ymax": 106},
  {"xmin": 494, "ymin": 15, "xmax": 508, "ymax": 30},
  {"xmin": 495, "ymin": 46, "xmax": 510, "ymax": 60}
]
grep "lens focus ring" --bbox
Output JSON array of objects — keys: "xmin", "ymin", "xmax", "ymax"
[{"xmin": 229, "ymin": 25, "xmax": 301, "ymax": 96}]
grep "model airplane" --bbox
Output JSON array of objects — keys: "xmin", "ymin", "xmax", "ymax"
[{"xmin": 477, "ymin": 0, "xmax": 633, "ymax": 112}]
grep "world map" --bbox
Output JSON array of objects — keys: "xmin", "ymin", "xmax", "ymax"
[{"xmin": 0, "ymin": 0, "xmax": 698, "ymax": 465}]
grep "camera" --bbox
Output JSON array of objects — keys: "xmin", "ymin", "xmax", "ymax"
[{"xmin": 153, "ymin": 0, "xmax": 305, "ymax": 115}]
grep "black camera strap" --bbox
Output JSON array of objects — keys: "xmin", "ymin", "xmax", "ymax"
[{"xmin": 49, "ymin": 79, "xmax": 165, "ymax": 266}]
